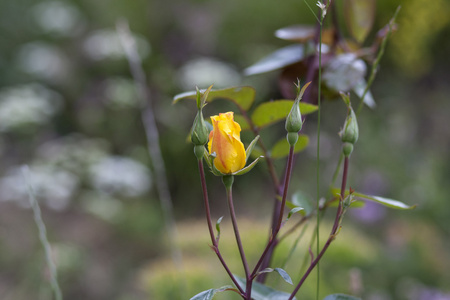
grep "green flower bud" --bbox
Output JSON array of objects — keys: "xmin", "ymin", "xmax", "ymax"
[
  {"xmin": 339, "ymin": 108, "xmax": 359, "ymax": 145},
  {"xmin": 287, "ymin": 132, "xmax": 299, "ymax": 146},
  {"xmin": 191, "ymin": 110, "xmax": 209, "ymax": 146},
  {"xmin": 285, "ymin": 102, "xmax": 303, "ymax": 133}
]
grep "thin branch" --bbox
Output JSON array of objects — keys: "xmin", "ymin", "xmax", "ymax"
[
  {"xmin": 116, "ymin": 20, "xmax": 183, "ymax": 268},
  {"xmin": 198, "ymin": 160, "xmax": 245, "ymax": 295},
  {"xmin": 22, "ymin": 166, "xmax": 63, "ymax": 300}
]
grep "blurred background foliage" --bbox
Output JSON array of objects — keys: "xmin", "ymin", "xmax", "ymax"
[{"xmin": 0, "ymin": 0, "xmax": 449, "ymax": 299}]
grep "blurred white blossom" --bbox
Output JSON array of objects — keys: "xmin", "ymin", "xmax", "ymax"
[
  {"xmin": 0, "ymin": 84, "xmax": 63, "ymax": 132},
  {"xmin": 17, "ymin": 42, "xmax": 69, "ymax": 81},
  {"xmin": 32, "ymin": 1, "xmax": 84, "ymax": 37},
  {"xmin": 84, "ymin": 29, "xmax": 150, "ymax": 61},
  {"xmin": 104, "ymin": 77, "xmax": 142, "ymax": 108},
  {"xmin": 177, "ymin": 57, "xmax": 242, "ymax": 90},
  {"xmin": 89, "ymin": 156, "xmax": 151, "ymax": 197},
  {"xmin": 0, "ymin": 165, "xmax": 79, "ymax": 211},
  {"xmin": 323, "ymin": 53, "xmax": 367, "ymax": 92},
  {"xmin": 36, "ymin": 134, "xmax": 110, "ymax": 175}
]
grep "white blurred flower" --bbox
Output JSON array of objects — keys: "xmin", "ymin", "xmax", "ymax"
[
  {"xmin": 177, "ymin": 57, "xmax": 242, "ymax": 90},
  {"xmin": 84, "ymin": 29, "xmax": 150, "ymax": 61},
  {"xmin": 80, "ymin": 191, "xmax": 123, "ymax": 222},
  {"xmin": 36, "ymin": 134, "xmax": 110, "ymax": 175},
  {"xmin": 32, "ymin": 1, "xmax": 84, "ymax": 37},
  {"xmin": 17, "ymin": 42, "xmax": 69, "ymax": 81},
  {"xmin": 0, "ymin": 165, "xmax": 79, "ymax": 211},
  {"xmin": 89, "ymin": 156, "xmax": 151, "ymax": 197},
  {"xmin": 104, "ymin": 77, "xmax": 141, "ymax": 109},
  {"xmin": 323, "ymin": 53, "xmax": 367, "ymax": 92},
  {"xmin": 0, "ymin": 84, "xmax": 63, "ymax": 132}
]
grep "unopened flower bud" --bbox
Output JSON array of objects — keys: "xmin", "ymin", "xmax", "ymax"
[
  {"xmin": 191, "ymin": 110, "xmax": 209, "ymax": 146},
  {"xmin": 285, "ymin": 102, "xmax": 302, "ymax": 133},
  {"xmin": 339, "ymin": 108, "xmax": 359, "ymax": 145}
]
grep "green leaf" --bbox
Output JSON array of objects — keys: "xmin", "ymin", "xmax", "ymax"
[
  {"xmin": 251, "ymin": 100, "xmax": 318, "ymax": 129},
  {"xmin": 173, "ymin": 86, "xmax": 256, "ymax": 111},
  {"xmin": 324, "ymin": 294, "xmax": 361, "ymax": 300},
  {"xmin": 234, "ymin": 114, "xmax": 251, "ymax": 131},
  {"xmin": 331, "ymin": 189, "xmax": 416, "ymax": 210},
  {"xmin": 286, "ymin": 191, "xmax": 313, "ymax": 215},
  {"xmin": 216, "ymin": 216, "xmax": 223, "ymax": 242},
  {"xmin": 344, "ymin": 0, "xmax": 376, "ymax": 44},
  {"xmin": 271, "ymin": 135, "xmax": 309, "ymax": 159},
  {"xmin": 245, "ymin": 135, "xmax": 260, "ymax": 163},
  {"xmin": 190, "ymin": 286, "xmax": 234, "ymax": 300},
  {"xmin": 235, "ymin": 276, "xmax": 296, "ymax": 300},
  {"xmin": 353, "ymin": 79, "xmax": 375, "ymax": 109},
  {"xmin": 354, "ymin": 192, "xmax": 416, "ymax": 210},
  {"xmin": 287, "ymin": 207, "xmax": 304, "ymax": 220},
  {"xmin": 244, "ymin": 44, "xmax": 308, "ymax": 76},
  {"xmin": 274, "ymin": 268, "xmax": 293, "ymax": 285}
]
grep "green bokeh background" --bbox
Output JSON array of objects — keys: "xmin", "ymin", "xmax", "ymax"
[{"xmin": 0, "ymin": 0, "xmax": 449, "ymax": 299}]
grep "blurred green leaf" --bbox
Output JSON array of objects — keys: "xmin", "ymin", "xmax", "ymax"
[
  {"xmin": 244, "ymin": 44, "xmax": 309, "ymax": 76},
  {"xmin": 324, "ymin": 294, "xmax": 361, "ymax": 300},
  {"xmin": 286, "ymin": 191, "xmax": 313, "ymax": 215},
  {"xmin": 234, "ymin": 114, "xmax": 251, "ymax": 131},
  {"xmin": 235, "ymin": 276, "xmax": 296, "ymax": 300},
  {"xmin": 287, "ymin": 207, "xmax": 304, "ymax": 220},
  {"xmin": 331, "ymin": 188, "xmax": 416, "ymax": 210},
  {"xmin": 215, "ymin": 216, "xmax": 223, "ymax": 241},
  {"xmin": 271, "ymin": 135, "xmax": 309, "ymax": 159},
  {"xmin": 190, "ymin": 286, "xmax": 234, "ymax": 300},
  {"xmin": 256, "ymin": 268, "xmax": 293, "ymax": 285},
  {"xmin": 344, "ymin": 0, "xmax": 376, "ymax": 43},
  {"xmin": 173, "ymin": 86, "xmax": 256, "ymax": 111},
  {"xmin": 354, "ymin": 192, "xmax": 416, "ymax": 210},
  {"xmin": 251, "ymin": 100, "xmax": 317, "ymax": 129}
]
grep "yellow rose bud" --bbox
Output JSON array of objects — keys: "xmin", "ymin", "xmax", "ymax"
[{"xmin": 208, "ymin": 112, "xmax": 246, "ymax": 174}]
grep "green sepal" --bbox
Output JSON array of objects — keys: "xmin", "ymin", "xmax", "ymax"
[
  {"xmin": 245, "ymin": 135, "xmax": 260, "ymax": 163},
  {"xmin": 232, "ymin": 156, "xmax": 264, "ymax": 176}
]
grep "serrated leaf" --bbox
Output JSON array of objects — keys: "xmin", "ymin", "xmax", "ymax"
[
  {"xmin": 271, "ymin": 135, "xmax": 309, "ymax": 159},
  {"xmin": 190, "ymin": 286, "xmax": 234, "ymax": 300},
  {"xmin": 353, "ymin": 79, "xmax": 375, "ymax": 109},
  {"xmin": 324, "ymin": 294, "xmax": 361, "ymax": 300},
  {"xmin": 244, "ymin": 44, "xmax": 308, "ymax": 76},
  {"xmin": 275, "ymin": 25, "xmax": 315, "ymax": 42},
  {"xmin": 251, "ymin": 100, "xmax": 317, "ymax": 129},
  {"xmin": 344, "ymin": 0, "xmax": 376, "ymax": 44},
  {"xmin": 235, "ymin": 276, "xmax": 296, "ymax": 300},
  {"xmin": 173, "ymin": 86, "xmax": 256, "ymax": 111}
]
